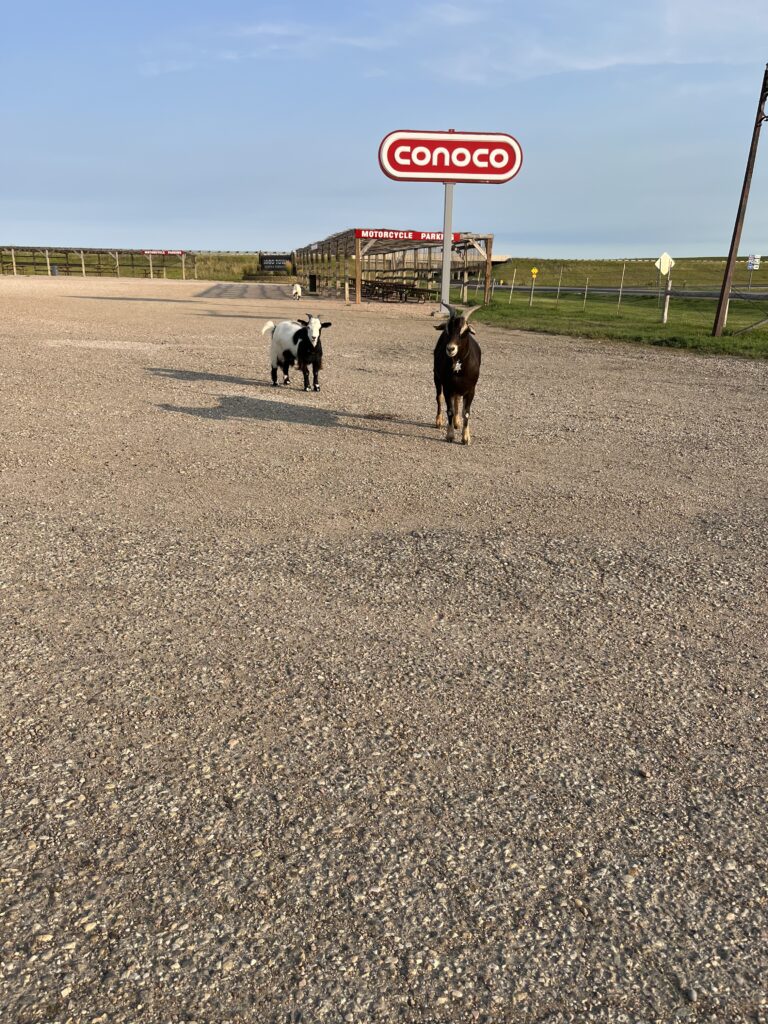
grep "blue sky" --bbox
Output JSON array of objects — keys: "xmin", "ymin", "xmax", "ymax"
[{"xmin": 1, "ymin": 0, "xmax": 767, "ymax": 256}]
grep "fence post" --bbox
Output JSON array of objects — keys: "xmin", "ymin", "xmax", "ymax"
[
  {"xmin": 582, "ymin": 276, "xmax": 589, "ymax": 310},
  {"xmin": 181, "ymin": 253, "xmax": 186, "ymax": 281},
  {"xmin": 45, "ymin": 249, "xmax": 51, "ymax": 276},
  {"xmin": 149, "ymin": 253, "xmax": 154, "ymax": 279},
  {"xmin": 80, "ymin": 250, "xmax": 86, "ymax": 276},
  {"xmin": 193, "ymin": 255, "xmax": 198, "ymax": 280},
  {"xmin": 11, "ymin": 248, "xmax": 17, "ymax": 275},
  {"xmin": 556, "ymin": 265, "xmax": 564, "ymax": 305},
  {"xmin": 115, "ymin": 252, "xmax": 120, "ymax": 278},
  {"xmin": 617, "ymin": 261, "xmax": 626, "ymax": 313}
]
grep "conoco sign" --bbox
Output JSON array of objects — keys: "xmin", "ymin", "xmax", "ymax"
[{"xmin": 378, "ymin": 129, "xmax": 522, "ymax": 184}]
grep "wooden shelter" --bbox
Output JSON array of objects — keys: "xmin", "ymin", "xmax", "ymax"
[{"xmin": 294, "ymin": 228, "xmax": 494, "ymax": 305}]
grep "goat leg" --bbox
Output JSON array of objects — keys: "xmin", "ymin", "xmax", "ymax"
[{"xmin": 444, "ymin": 389, "xmax": 455, "ymax": 442}]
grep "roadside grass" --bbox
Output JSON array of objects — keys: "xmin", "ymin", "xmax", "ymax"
[{"xmin": 458, "ymin": 289, "xmax": 768, "ymax": 359}]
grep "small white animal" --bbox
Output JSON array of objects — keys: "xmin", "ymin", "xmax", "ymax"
[{"xmin": 291, "ymin": 283, "xmax": 302, "ymax": 301}]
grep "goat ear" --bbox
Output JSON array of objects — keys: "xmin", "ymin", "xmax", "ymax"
[
  {"xmin": 297, "ymin": 317, "xmax": 308, "ymax": 325},
  {"xmin": 321, "ymin": 321, "xmax": 332, "ymax": 329},
  {"xmin": 434, "ymin": 323, "xmax": 447, "ymax": 331}
]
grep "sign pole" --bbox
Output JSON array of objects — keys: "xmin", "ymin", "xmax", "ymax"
[
  {"xmin": 662, "ymin": 274, "xmax": 672, "ymax": 324},
  {"xmin": 440, "ymin": 182, "xmax": 454, "ymax": 313}
]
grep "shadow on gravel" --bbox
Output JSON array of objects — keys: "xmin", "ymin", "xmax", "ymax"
[
  {"xmin": 147, "ymin": 367, "xmax": 270, "ymax": 388},
  {"xmin": 157, "ymin": 394, "xmax": 439, "ymax": 440},
  {"xmin": 68, "ymin": 295, "xmax": 196, "ymax": 304},
  {"xmin": 196, "ymin": 283, "xmax": 293, "ymax": 300}
]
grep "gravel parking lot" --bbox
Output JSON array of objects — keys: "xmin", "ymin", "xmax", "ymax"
[{"xmin": 1, "ymin": 276, "xmax": 766, "ymax": 1023}]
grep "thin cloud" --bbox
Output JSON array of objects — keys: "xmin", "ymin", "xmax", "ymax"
[{"xmin": 140, "ymin": 58, "xmax": 197, "ymax": 77}]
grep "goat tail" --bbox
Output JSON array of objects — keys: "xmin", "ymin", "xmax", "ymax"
[{"xmin": 261, "ymin": 320, "xmax": 276, "ymax": 337}]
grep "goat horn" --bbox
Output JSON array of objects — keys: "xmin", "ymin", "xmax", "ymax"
[{"xmin": 461, "ymin": 305, "xmax": 482, "ymax": 322}]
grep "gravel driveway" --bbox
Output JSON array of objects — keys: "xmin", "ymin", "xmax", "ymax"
[{"xmin": 1, "ymin": 277, "xmax": 766, "ymax": 1023}]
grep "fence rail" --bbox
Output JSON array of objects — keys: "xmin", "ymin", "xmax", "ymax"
[{"xmin": 0, "ymin": 248, "xmax": 295, "ymax": 281}]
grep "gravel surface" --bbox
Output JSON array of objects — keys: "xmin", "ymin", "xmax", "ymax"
[{"xmin": 1, "ymin": 276, "xmax": 767, "ymax": 1024}]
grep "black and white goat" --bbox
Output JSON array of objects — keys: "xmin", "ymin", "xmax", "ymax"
[
  {"xmin": 262, "ymin": 314, "xmax": 332, "ymax": 391},
  {"xmin": 433, "ymin": 305, "xmax": 482, "ymax": 444}
]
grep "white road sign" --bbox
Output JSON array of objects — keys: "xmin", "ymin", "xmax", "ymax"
[
  {"xmin": 747, "ymin": 254, "xmax": 761, "ymax": 270},
  {"xmin": 654, "ymin": 252, "xmax": 675, "ymax": 275}
]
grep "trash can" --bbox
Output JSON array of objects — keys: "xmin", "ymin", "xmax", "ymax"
[
  {"xmin": 51, "ymin": 264, "xmax": 59, "ymax": 276},
  {"xmin": 308, "ymin": 274, "xmax": 317, "ymax": 293}
]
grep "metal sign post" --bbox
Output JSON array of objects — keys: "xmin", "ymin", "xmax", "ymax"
[{"xmin": 440, "ymin": 183, "xmax": 454, "ymax": 312}]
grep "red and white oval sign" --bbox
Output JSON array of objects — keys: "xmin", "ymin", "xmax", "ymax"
[{"xmin": 379, "ymin": 130, "xmax": 522, "ymax": 184}]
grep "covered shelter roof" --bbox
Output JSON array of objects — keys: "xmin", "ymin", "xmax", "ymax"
[
  {"xmin": 295, "ymin": 227, "xmax": 494, "ymax": 304},
  {"xmin": 295, "ymin": 227, "xmax": 492, "ymax": 260}
]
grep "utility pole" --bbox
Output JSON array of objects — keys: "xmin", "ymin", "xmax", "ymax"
[{"xmin": 713, "ymin": 63, "xmax": 768, "ymax": 337}]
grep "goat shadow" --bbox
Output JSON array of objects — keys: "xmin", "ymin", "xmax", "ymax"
[
  {"xmin": 148, "ymin": 367, "xmax": 269, "ymax": 388},
  {"xmin": 157, "ymin": 393, "xmax": 440, "ymax": 440}
]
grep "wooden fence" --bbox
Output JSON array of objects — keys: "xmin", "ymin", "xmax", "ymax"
[{"xmin": 0, "ymin": 248, "xmax": 295, "ymax": 281}]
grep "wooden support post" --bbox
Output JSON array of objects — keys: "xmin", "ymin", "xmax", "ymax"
[
  {"xmin": 713, "ymin": 64, "xmax": 768, "ymax": 336},
  {"xmin": 80, "ymin": 250, "xmax": 86, "ymax": 276},
  {"xmin": 45, "ymin": 249, "xmax": 51, "ymax": 276},
  {"xmin": 483, "ymin": 237, "xmax": 493, "ymax": 305},
  {"xmin": 11, "ymin": 248, "xmax": 17, "ymax": 275},
  {"xmin": 193, "ymin": 254, "xmax": 198, "ymax": 280},
  {"xmin": 148, "ymin": 253, "xmax": 153, "ymax": 279},
  {"xmin": 115, "ymin": 252, "xmax": 120, "ymax": 278},
  {"xmin": 617, "ymin": 261, "xmax": 626, "ymax": 313},
  {"xmin": 508, "ymin": 267, "xmax": 516, "ymax": 303},
  {"xmin": 181, "ymin": 253, "xmax": 186, "ymax": 281},
  {"xmin": 355, "ymin": 235, "xmax": 362, "ymax": 304}
]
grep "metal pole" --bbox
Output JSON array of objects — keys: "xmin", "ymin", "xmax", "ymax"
[
  {"xmin": 556, "ymin": 265, "xmax": 563, "ymax": 306},
  {"xmin": 583, "ymin": 276, "xmax": 589, "ymax": 311},
  {"xmin": 508, "ymin": 268, "xmax": 516, "ymax": 303},
  {"xmin": 713, "ymin": 63, "xmax": 768, "ymax": 336},
  {"xmin": 617, "ymin": 261, "xmax": 626, "ymax": 313},
  {"xmin": 529, "ymin": 276, "xmax": 535, "ymax": 306},
  {"xmin": 440, "ymin": 182, "xmax": 454, "ymax": 313},
  {"xmin": 662, "ymin": 274, "xmax": 672, "ymax": 324}
]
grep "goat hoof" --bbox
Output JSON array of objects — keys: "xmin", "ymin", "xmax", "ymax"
[
  {"xmin": 271, "ymin": 381, "xmax": 278, "ymax": 387},
  {"xmin": 313, "ymin": 385, "xmax": 320, "ymax": 392},
  {"xmin": 435, "ymin": 415, "xmax": 444, "ymax": 428},
  {"xmin": 304, "ymin": 386, "xmax": 311, "ymax": 392}
]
